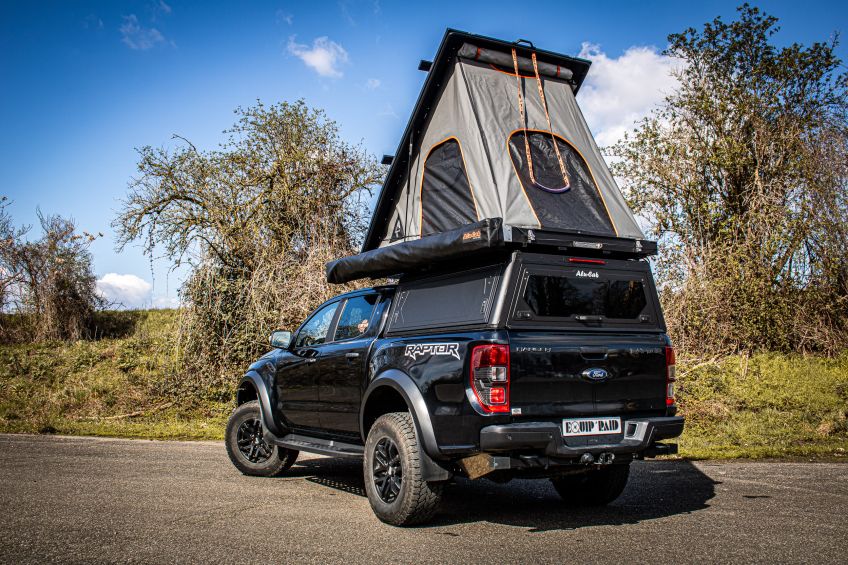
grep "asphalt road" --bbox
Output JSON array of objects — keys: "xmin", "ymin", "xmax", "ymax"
[{"xmin": 0, "ymin": 434, "xmax": 845, "ymax": 564}]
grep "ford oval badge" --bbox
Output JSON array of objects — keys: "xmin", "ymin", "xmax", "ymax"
[{"xmin": 582, "ymin": 368, "xmax": 609, "ymax": 382}]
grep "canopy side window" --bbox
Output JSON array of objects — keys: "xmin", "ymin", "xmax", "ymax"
[
  {"xmin": 508, "ymin": 130, "xmax": 616, "ymax": 236},
  {"xmin": 420, "ymin": 138, "xmax": 479, "ymax": 237}
]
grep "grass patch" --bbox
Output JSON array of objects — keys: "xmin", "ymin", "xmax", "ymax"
[
  {"xmin": 0, "ymin": 309, "xmax": 227, "ymax": 440},
  {"xmin": 1, "ymin": 309, "xmax": 847, "ymax": 457},
  {"xmin": 676, "ymin": 352, "xmax": 848, "ymax": 459}
]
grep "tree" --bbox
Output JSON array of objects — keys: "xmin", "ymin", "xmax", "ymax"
[
  {"xmin": 114, "ymin": 100, "xmax": 383, "ymax": 398},
  {"xmin": 0, "ymin": 197, "xmax": 24, "ymax": 312},
  {"xmin": 612, "ymin": 4, "xmax": 848, "ymax": 354},
  {"xmin": 0, "ymin": 202, "xmax": 103, "ymax": 342}
]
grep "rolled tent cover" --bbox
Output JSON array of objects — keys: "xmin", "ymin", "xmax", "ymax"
[
  {"xmin": 326, "ymin": 218, "xmax": 505, "ymax": 284},
  {"xmin": 371, "ymin": 41, "xmax": 645, "ymax": 252},
  {"xmin": 456, "ymin": 43, "xmax": 574, "ymax": 81}
]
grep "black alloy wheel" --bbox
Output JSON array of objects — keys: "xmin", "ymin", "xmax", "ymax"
[
  {"xmin": 225, "ymin": 400, "xmax": 299, "ymax": 477},
  {"xmin": 236, "ymin": 418, "xmax": 273, "ymax": 464},
  {"xmin": 363, "ymin": 412, "xmax": 444, "ymax": 526},
  {"xmin": 372, "ymin": 437, "xmax": 403, "ymax": 503}
]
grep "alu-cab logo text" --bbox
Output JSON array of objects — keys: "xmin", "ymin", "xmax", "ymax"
[{"xmin": 575, "ymin": 270, "xmax": 599, "ymax": 278}]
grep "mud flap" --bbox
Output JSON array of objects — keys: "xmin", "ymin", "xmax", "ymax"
[{"xmin": 420, "ymin": 448, "xmax": 453, "ymax": 481}]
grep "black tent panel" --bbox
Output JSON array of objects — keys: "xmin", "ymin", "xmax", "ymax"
[
  {"xmin": 421, "ymin": 138, "xmax": 479, "ymax": 236},
  {"xmin": 508, "ymin": 130, "xmax": 616, "ymax": 236}
]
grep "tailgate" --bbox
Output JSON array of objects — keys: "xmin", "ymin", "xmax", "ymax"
[
  {"xmin": 509, "ymin": 332, "xmax": 668, "ymax": 418},
  {"xmin": 505, "ymin": 254, "xmax": 668, "ymax": 420}
]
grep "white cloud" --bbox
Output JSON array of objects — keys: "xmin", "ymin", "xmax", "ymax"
[
  {"xmin": 287, "ymin": 36, "xmax": 349, "ymax": 78},
  {"xmin": 276, "ymin": 9, "xmax": 293, "ymax": 25},
  {"xmin": 96, "ymin": 273, "xmax": 152, "ymax": 309},
  {"xmin": 577, "ymin": 43, "xmax": 681, "ymax": 148},
  {"xmin": 365, "ymin": 78, "xmax": 381, "ymax": 90},
  {"xmin": 338, "ymin": 0, "xmax": 356, "ymax": 26},
  {"xmin": 156, "ymin": 1, "xmax": 172, "ymax": 16},
  {"xmin": 82, "ymin": 14, "xmax": 103, "ymax": 30},
  {"xmin": 120, "ymin": 14, "xmax": 167, "ymax": 50}
]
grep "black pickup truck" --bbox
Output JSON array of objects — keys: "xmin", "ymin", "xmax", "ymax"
[{"xmin": 225, "ymin": 250, "xmax": 684, "ymax": 525}]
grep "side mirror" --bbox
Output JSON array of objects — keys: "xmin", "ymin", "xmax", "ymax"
[{"xmin": 269, "ymin": 330, "xmax": 292, "ymax": 349}]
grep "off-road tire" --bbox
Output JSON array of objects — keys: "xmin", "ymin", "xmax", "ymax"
[
  {"xmin": 551, "ymin": 463, "xmax": 630, "ymax": 506},
  {"xmin": 364, "ymin": 412, "xmax": 444, "ymax": 526},
  {"xmin": 225, "ymin": 401, "xmax": 298, "ymax": 477}
]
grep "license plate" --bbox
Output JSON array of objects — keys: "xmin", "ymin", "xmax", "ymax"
[{"xmin": 562, "ymin": 417, "xmax": 622, "ymax": 437}]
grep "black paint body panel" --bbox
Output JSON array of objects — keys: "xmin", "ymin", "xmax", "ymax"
[{"xmin": 242, "ymin": 252, "xmax": 681, "ymax": 462}]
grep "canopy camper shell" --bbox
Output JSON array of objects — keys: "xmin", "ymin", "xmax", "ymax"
[{"xmin": 327, "ymin": 30, "xmax": 655, "ymax": 284}]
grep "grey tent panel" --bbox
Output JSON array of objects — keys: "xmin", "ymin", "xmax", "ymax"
[{"xmin": 371, "ymin": 55, "xmax": 642, "ymax": 246}]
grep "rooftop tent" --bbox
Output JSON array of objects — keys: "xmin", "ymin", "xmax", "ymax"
[{"xmin": 327, "ymin": 30, "xmax": 654, "ymax": 284}]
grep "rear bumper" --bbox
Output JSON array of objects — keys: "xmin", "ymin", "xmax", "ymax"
[{"xmin": 479, "ymin": 416, "xmax": 684, "ymax": 458}]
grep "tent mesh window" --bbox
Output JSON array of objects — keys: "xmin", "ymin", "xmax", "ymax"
[
  {"xmin": 508, "ymin": 131, "xmax": 615, "ymax": 236},
  {"xmin": 420, "ymin": 138, "xmax": 478, "ymax": 236}
]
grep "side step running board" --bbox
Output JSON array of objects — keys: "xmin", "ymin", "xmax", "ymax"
[{"xmin": 272, "ymin": 433, "xmax": 364, "ymax": 459}]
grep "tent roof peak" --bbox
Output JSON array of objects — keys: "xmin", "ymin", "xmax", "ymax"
[{"xmin": 363, "ymin": 29, "xmax": 593, "ymax": 252}]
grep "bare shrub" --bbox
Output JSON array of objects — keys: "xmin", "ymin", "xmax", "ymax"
[
  {"xmin": 115, "ymin": 100, "xmax": 383, "ymax": 399},
  {"xmin": 0, "ymin": 204, "xmax": 104, "ymax": 342}
]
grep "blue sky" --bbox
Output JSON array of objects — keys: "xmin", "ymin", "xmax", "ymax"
[{"xmin": 1, "ymin": 1, "xmax": 845, "ymax": 307}]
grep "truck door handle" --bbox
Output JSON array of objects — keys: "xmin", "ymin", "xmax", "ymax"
[
  {"xmin": 299, "ymin": 349, "xmax": 319, "ymax": 361},
  {"xmin": 345, "ymin": 352, "xmax": 360, "ymax": 359}
]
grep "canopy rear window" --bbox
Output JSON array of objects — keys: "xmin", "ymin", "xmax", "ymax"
[
  {"xmin": 511, "ymin": 263, "xmax": 659, "ymax": 328},
  {"xmin": 524, "ymin": 275, "xmax": 647, "ymax": 319}
]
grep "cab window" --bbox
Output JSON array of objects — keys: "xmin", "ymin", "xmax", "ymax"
[
  {"xmin": 294, "ymin": 302, "xmax": 339, "ymax": 348},
  {"xmin": 334, "ymin": 295, "xmax": 378, "ymax": 341}
]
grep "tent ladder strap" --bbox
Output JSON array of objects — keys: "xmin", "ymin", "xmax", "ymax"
[
  {"xmin": 531, "ymin": 52, "xmax": 570, "ymax": 189},
  {"xmin": 510, "ymin": 48, "xmax": 570, "ymax": 191}
]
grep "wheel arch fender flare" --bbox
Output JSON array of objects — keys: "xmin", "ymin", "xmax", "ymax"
[
  {"xmin": 360, "ymin": 369, "xmax": 442, "ymax": 461},
  {"xmin": 239, "ymin": 371, "xmax": 283, "ymax": 436}
]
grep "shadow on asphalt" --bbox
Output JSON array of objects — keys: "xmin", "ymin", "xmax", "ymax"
[{"xmin": 282, "ymin": 458, "xmax": 718, "ymax": 531}]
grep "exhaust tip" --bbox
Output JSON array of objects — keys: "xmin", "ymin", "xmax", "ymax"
[{"xmin": 579, "ymin": 453, "xmax": 594, "ymax": 465}]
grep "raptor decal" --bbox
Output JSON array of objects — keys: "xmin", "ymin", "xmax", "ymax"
[{"xmin": 404, "ymin": 342, "xmax": 461, "ymax": 361}]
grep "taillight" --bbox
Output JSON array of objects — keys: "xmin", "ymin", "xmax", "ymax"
[
  {"xmin": 665, "ymin": 346, "xmax": 676, "ymax": 406},
  {"xmin": 470, "ymin": 344, "xmax": 510, "ymax": 414}
]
